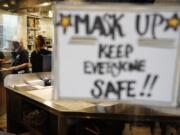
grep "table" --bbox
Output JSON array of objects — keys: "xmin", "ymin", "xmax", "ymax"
[{"xmin": 4, "ymin": 73, "xmax": 180, "ymax": 135}]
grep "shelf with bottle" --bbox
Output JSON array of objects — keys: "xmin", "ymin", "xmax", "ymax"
[
  {"xmin": 27, "ymin": 16, "xmax": 40, "ymax": 51},
  {"xmin": 27, "ymin": 16, "xmax": 40, "ymax": 28},
  {"xmin": 27, "ymin": 27, "xmax": 40, "ymax": 30}
]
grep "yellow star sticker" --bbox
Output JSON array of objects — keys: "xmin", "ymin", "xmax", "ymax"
[
  {"xmin": 165, "ymin": 14, "xmax": 180, "ymax": 31},
  {"xmin": 60, "ymin": 16, "xmax": 71, "ymax": 28},
  {"xmin": 167, "ymin": 18, "xmax": 179, "ymax": 28}
]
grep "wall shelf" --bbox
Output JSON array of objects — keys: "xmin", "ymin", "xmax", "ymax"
[{"xmin": 27, "ymin": 16, "xmax": 40, "ymax": 51}]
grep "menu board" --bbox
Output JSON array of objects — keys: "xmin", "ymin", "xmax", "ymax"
[{"xmin": 54, "ymin": 4, "xmax": 180, "ymax": 106}]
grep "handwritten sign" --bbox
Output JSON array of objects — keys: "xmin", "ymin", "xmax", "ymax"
[{"xmin": 54, "ymin": 4, "xmax": 180, "ymax": 106}]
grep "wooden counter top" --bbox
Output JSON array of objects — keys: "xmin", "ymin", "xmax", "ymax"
[
  {"xmin": 4, "ymin": 73, "xmax": 180, "ymax": 122},
  {"xmin": 5, "ymin": 84, "xmax": 180, "ymax": 120}
]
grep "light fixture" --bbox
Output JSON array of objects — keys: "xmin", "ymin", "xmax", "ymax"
[
  {"xmin": 10, "ymin": 0, "xmax": 16, "ymax": 5},
  {"xmin": 48, "ymin": 10, "xmax": 53, "ymax": 18},
  {"xmin": 39, "ymin": 2, "xmax": 51, "ymax": 7},
  {"xmin": 2, "ymin": 3, "xmax": 9, "ymax": 8}
]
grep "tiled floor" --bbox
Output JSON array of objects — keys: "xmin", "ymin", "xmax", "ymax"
[{"xmin": 0, "ymin": 114, "xmax": 7, "ymax": 132}]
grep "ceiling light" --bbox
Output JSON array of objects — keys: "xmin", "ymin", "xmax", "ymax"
[
  {"xmin": 48, "ymin": 10, "xmax": 53, "ymax": 18},
  {"xmin": 3, "ymin": 3, "xmax": 9, "ymax": 8},
  {"xmin": 10, "ymin": 0, "xmax": 16, "ymax": 5},
  {"xmin": 39, "ymin": 2, "xmax": 51, "ymax": 7}
]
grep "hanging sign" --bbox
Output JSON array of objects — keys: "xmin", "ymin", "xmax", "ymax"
[{"xmin": 54, "ymin": 4, "xmax": 180, "ymax": 106}]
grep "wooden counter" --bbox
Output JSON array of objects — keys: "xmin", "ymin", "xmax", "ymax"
[{"xmin": 4, "ymin": 73, "xmax": 180, "ymax": 135}]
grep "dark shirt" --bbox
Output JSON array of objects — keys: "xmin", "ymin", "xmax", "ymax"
[
  {"xmin": 30, "ymin": 49, "xmax": 51, "ymax": 73},
  {"xmin": 12, "ymin": 48, "xmax": 29, "ymax": 74},
  {"xmin": 0, "ymin": 51, "xmax": 4, "ymax": 68},
  {"xmin": 0, "ymin": 51, "xmax": 4, "ymax": 79},
  {"xmin": 0, "ymin": 51, "xmax": 4, "ymax": 59}
]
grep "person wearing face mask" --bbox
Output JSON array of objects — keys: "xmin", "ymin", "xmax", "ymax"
[
  {"xmin": 30, "ymin": 35, "xmax": 51, "ymax": 73},
  {"xmin": 3, "ymin": 41, "xmax": 29, "ymax": 74}
]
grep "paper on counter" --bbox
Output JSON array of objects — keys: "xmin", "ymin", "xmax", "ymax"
[
  {"xmin": 14, "ymin": 83, "xmax": 28, "ymax": 87},
  {"xmin": 14, "ymin": 84, "xmax": 37, "ymax": 91},
  {"xmin": 54, "ymin": 100, "xmax": 95, "ymax": 111},
  {"xmin": 27, "ymin": 88, "xmax": 53, "ymax": 100},
  {"xmin": 33, "ymin": 85, "xmax": 45, "ymax": 89},
  {"xmin": 14, "ymin": 84, "xmax": 45, "ymax": 91},
  {"xmin": 24, "ymin": 79, "xmax": 44, "ymax": 86}
]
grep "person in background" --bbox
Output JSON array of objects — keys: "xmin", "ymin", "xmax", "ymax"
[
  {"xmin": 0, "ymin": 51, "xmax": 5, "ymax": 115},
  {"xmin": 30, "ymin": 35, "xmax": 51, "ymax": 73},
  {"xmin": 2, "ymin": 41, "xmax": 29, "ymax": 74},
  {"xmin": 0, "ymin": 51, "xmax": 5, "ymax": 75},
  {"xmin": 0, "ymin": 51, "xmax": 5, "ymax": 67}
]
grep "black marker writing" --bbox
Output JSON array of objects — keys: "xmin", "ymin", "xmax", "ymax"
[
  {"xmin": 91, "ymin": 80, "xmax": 136, "ymax": 99},
  {"xmin": 140, "ymin": 74, "xmax": 159, "ymax": 97}
]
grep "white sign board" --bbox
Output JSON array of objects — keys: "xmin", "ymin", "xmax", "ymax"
[{"xmin": 54, "ymin": 4, "xmax": 180, "ymax": 106}]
